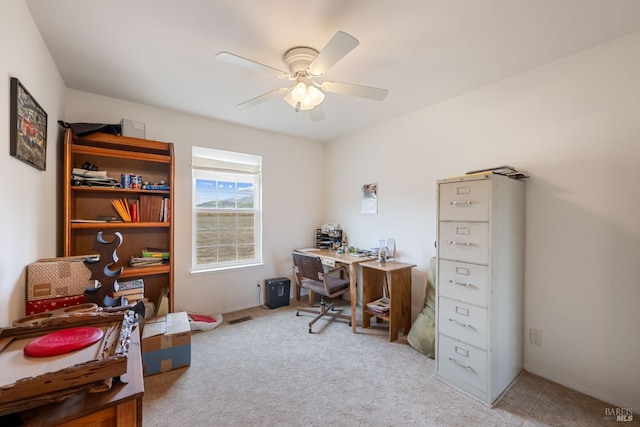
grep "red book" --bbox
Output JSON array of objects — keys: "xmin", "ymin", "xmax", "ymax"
[{"xmin": 131, "ymin": 202, "xmax": 138, "ymax": 222}]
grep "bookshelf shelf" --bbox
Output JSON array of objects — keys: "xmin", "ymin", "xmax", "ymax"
[
  {"xmin": 63, "ymin": 129, "xmax": 174, "ymax": 312},
  {"xmin": 71, "ymin": 186, "xmax": 170, "ymax": 196},
  {"xmin": 120, "ymin": 265, "xmax": 170, "ymax": 278},
  {"xmin": 362, "ymin": 307, "xmax": 391, "ymax": 322},
  {"xmin": 70, "ymin": 222, "xmax": 171, "ymax": 229}
]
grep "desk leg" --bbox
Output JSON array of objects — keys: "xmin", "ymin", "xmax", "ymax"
[
  {"xmin": 388, "ymin": 268, "xmax": 412, "ymax": 341},
  {"xmin": 388, "ymin": 271, "xmax": 400, "ymax": 341},
  {"xmin": 349, "ymin": 263, "xmax": 357, "ymax": 333}
]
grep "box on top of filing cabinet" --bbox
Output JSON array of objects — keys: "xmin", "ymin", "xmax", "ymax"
[
  {"xmin": 141, "ymin": 311, "xmax": 191, "ymax": 376},
  {"xmin": 120, "ymin": 119, "xmax": 146, "ymax": 138}
]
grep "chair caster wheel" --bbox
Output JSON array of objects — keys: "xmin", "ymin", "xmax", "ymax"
[
  {"xmin": 308, "ymin": 328, "xmax": 312, "ymax": 333},
  {"xmin": 349, "ymin": 322, "xmax": 352, "ymax": 327},
  {"xmin": 296, "ymin": 311, "xmax": 300, "ymax": 316}
]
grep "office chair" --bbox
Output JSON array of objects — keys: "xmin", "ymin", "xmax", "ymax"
[{"xmin": 292, "ymin": 252, "xmax": 352, "ymax": 333}]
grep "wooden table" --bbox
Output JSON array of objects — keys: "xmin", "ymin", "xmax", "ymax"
[
  {"xmin": 360, "ymin": 260, "xmax": 416, "ymax": 341},
  {"xmin": 7, "ymin": 327, "xmax": 144, "ymax": 426},
  {"xmin": 294, "ymin": 248, "xmax": 372, "ymax": 333}
]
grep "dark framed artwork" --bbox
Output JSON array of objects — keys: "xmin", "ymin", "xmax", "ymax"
[{"xmin": 10, "ymin": 77, "xmax": 48, "ymax": 170}]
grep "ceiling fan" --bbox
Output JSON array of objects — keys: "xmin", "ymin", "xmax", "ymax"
[{"xmin": 215, "ymin": 31, "xmax": 388, "ymax": 121}]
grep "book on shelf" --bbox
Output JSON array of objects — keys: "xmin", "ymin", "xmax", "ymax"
[
  {"xmin": 143, "ymin": 184, "xmax": 170, "ymax": 191},
  {"xmin": 115, "ymin": 290, "xmax": 145, "ymax": 304},
  {"xmin": 139, "ymin": 194, "xmax": 163, "ymax": 222},
  {"xmin": 71, "ymin": 168, "xmax": 108, "ymax": 177},
  {"xmin": 130, "ymin": 200, "xmax": 139, "ymax": 223},
  {"xmin": 114, "ymin": 287, "xmax": 144, "ymax": 298},
  {"xmin": 142, "ymin": 247, "xmax": 170, "ymax": 259},
  {"xmin": 129, "ymin": 256, "xmax": 164, "ymax": 267},
  {"xmin": 97, "ymin": 215, "xmax": 121, "ymax": 222},
  {"xmin": 161, "ymin": 197, "xmax": 170, "ymax": 222},
  {"xmin": 115, "ymin": 278, "xmax": 144, "ymax": 292},
  {"xmin": 367, "ymin": 297, "xmax": 390, "ymax": 314},
  {"xmin": 111, "ymin": 198, "xmax": 132, "ymax": 222},
  {"xmin": 113, "ymin": 278, "xmax": 145, "ymax": 303},
  {"xmin": 71, "ymin": 215, "xmax": 123, "ymax": 223}
]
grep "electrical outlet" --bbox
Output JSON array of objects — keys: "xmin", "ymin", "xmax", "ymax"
[{"xmin": 530, "ymin": 328, "xmax": 542, "ymax": 346}]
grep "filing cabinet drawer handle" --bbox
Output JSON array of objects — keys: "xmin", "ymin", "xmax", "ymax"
[
  {"xmin": 448, "ymin": 240, "xmax": 471, "ymax": 246},
  {"xmin": 449, "ymin": 279, "xmax": 473, "ymax": 287},
  {"xmin": 448, "ymin": 357, "xmax": 472, "ymax": 369},
  {"xmin": 448, "ymin": 318, "xmax": 474, "ymax": 329},
  {"xmin": 450, "ymin": 201, "xmax": 473, "ymax": 206}
]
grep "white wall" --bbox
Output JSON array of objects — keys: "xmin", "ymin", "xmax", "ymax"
[
  {"xmin": 64, "ymin": 90, "xmax": 324, "ymax": 315},
  {"xmin": 5, "ymin": 0, "xmax": 638, "ymax": 411},
  {"xmin": 326, "ymin": 32, "xmax": 640, "ymax": 410},
  {"xmin": 0, "ymin": 0, "xmax": 66, "ymax": 326}
]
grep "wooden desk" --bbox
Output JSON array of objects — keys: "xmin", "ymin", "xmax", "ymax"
[
  {"xmin": 8, "ymin": 327, "xmax": 144, "ymax": 426},
  {"xmin": 361, "ymin": 260, "xmax": 416, "ymax": 341},
  {"xmin": 294, "ymin": 248, "xmax": 372, "ymax": 333}
]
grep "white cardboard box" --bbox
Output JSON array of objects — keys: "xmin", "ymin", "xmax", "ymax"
[{"xmin": 120, "ymin": 119, "xmax": 146, "ymax": 138}]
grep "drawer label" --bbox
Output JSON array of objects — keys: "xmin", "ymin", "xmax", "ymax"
[
  {"xmin": 456, "ymin": 186, "xmax": 471, "ymax": 195},
  {"xmin": 455, "ymin": 306, "xmax": 470, "ymax": 316},
  {"xmin": 455, "ymin": 227, "xmax": 470, "ymax": 235},
  {"xmin": 455, "ymin": 266, "xmax": 470, "ymax": 275},
  {"xmin": 455, "ymin": 345, "xmax": 469, "ymax": 358}
]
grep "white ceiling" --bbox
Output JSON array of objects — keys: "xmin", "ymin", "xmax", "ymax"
[{"xmin": 25, "ymin": 0, "xmax": 640, "ymax": 142}]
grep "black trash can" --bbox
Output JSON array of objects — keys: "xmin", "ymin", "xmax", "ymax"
[{"xmin": 264, "ymin": 277, "xmax": 291, "ymax": 309}]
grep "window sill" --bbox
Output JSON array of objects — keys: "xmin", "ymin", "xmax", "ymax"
[{"xmin": 190, "ymin": 262, "xmax": 264, "ymax": 275}]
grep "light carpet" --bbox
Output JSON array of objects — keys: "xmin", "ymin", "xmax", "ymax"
[{"xmin": 142, "ymin": 300, "xmax": 624, "ymax": 426}]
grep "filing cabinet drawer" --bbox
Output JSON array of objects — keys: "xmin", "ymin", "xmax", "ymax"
[
  {"xmin": 438, "ymin": 260, "xmax": 489, "ymax": 307},
  {"xmin": 438, "ymin": 334, "xmax": 488, "ymax": 393},
  {"xmin": 438, "ymin": 222, "xmax": 489, "ymax": 265},
  {"xmin": 439, "ymin": 180, "xmax": 489, "ymax": 221},
  {"xmin": 438, "ymin": 298, "xmax": 488, "ymax": 349}
]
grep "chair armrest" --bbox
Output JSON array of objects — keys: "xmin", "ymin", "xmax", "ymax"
[{"xmin": 322, "ymin": 265, "xmax": 349, "ymax": 278}]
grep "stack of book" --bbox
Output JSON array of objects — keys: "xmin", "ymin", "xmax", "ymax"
[
  {"xmin": 465, "ymin": 165, "xmax": 530, "ymax": 179},
  {"xmin": 71, "ymin": 168, "xmax": 120, "ymax": 187},
  {"xmin": 114, "ymin": 278, "xmax": 144, "ymax": 303},
  {"xmin": 366, "ymin": 297, "xmax": 390, "ymax": 315},
  {"xmin": 129, "ymin": 255, "xmax": 164, "ymax": 267},
  {"xmin": 142, "ymin": 247, "xmax": 170, "ymax": 259}
]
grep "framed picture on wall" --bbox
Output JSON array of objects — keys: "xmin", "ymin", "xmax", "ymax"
[
  {"xmin": 10, "ymin": 77, "xmax": 48, "ymax": 171},
  {"xmin": 361, "ymin": 182, "xmax": 378, "ymax": 214}
]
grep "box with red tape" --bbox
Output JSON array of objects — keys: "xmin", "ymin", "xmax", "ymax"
[{"xmin": 26, "ymin": 295, "xmax": 85, "ymax": 315}]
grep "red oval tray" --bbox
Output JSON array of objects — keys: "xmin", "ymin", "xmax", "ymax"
[{"xmin": 24, "ymin": 326, "xmax": 104, "ymax": 357}]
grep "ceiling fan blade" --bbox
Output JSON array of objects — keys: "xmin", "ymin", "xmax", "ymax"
[
  {"xmin": 308, "ymin": 105, "xmax": 325, "ymax": 122},
  {"xmin": 321, "ymin": 81, "xmax": 388, "ymax": 101},
  {"xmin": 237, "ymin": 87, "xmax": 289, "ymax": 108},
  {"xmin": 216, "ymin": 51, "xmax": 288, "ymax": 78},
  {"xmin": 308, "ymin": 31, "xmax": 359, "ymax": 76}
]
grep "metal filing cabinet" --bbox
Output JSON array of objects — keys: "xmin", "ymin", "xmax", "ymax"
[{"xmin": 435, "ymin": 173, "xmax": 525, "ymax": 405}]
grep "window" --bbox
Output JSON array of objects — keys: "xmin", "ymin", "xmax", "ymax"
[{"xmin": 192, "ymin": 147, "xmax": 262, "ymax": 272}]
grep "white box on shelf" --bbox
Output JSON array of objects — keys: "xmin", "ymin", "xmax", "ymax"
[{"xmin": 120, "ymin": 119, "xmax": 145, "ymax": 138}]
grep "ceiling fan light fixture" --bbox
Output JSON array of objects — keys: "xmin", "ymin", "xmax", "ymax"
[
  {"xmin": 300, "ymin": 97, "xmax": 314, "ymax": 111},
  {"xmin": 307, "ymin": 85, "xmax": 325, "ymax": 107},
  {"xmin": 291, "ymin": 81, "xmax": 308, "ymax": 102}
]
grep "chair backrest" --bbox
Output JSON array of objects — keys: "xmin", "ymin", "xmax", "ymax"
[{"xmin": 292, "ymin": 252, "xmax": 323, "ymax": 282}]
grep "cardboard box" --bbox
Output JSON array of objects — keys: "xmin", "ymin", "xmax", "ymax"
[
  {"xmin": 27, "ymin": 258, "xmax": 92, "ymax": 301},
  {"xmin": 141, "ymin": 312, "xmax": 191, "ymax": 376},
  {"xmin": 120, "ymin": 119, "xmax": 146, "ymax": 138}
]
